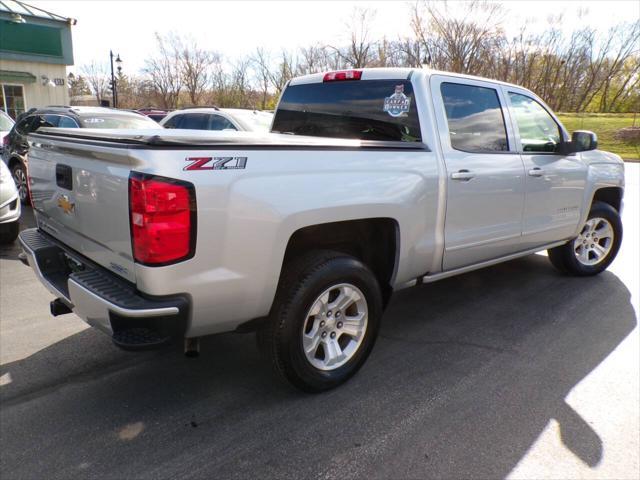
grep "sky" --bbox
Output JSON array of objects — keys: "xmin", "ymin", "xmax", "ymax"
[{"xmin": 28, "ymin": 0, "xmax": 640, "ymax": 75}]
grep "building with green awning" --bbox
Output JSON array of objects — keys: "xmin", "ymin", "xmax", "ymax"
[{"xmin": 0, "ymin": 0, "xmax": 75, "ymax": 119}]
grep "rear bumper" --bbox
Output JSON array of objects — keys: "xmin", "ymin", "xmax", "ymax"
[{"xmin": 18, "ymin": 228, "xmax": 189, "ymax": 349}]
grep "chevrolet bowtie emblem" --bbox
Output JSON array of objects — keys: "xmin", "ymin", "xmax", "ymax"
[{"xmin": 57, "ymin": 195, "xmax": 75, "ymax": 214}]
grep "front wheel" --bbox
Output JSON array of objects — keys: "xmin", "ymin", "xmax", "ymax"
[
  {"xmin": 11, "ymin": 162, "xmax": 30, "ymax": 205},
  {"xmin": 258, "ymin": 251, "xmax": 383, "ymax": 392},
  {"xmin": 548, "ymin": 201, "xmax": 622, "ymax": 276}
]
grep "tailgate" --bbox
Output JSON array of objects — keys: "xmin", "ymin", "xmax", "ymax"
[{"xmin": 27, "ymin": 133, "xmax": 136, "ymax": 283}]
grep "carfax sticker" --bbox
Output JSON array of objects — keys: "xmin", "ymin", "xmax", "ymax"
[{"xmin": 383, "ymin": 85, "xmax": 411, "ymax": 117}]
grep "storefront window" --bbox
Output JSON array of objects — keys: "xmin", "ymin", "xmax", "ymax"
[{"xmin": 1, "ymin": 85, "xmax": 26, "ymax": 119}]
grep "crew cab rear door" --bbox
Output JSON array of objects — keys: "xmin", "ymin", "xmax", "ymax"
[{"xmin": 431, "ymin": 75, "xmax": 525, "ymax": 271}]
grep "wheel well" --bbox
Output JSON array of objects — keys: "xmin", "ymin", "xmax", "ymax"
[
  {"xmin": 8, "ymin": 156, "xmax": 23, "ymax": 171},
  {"xmin": 592, "ymin": 187, "xmax": 623, "ymax": 212},
  {"xmin": 283, "ymin": 218, "xmax": 399, "ymax": 306}
]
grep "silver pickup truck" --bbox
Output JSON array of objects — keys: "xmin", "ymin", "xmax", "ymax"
[{"xmin": 19, "ymin": 68, "xmax": 624, "ymax": 391}]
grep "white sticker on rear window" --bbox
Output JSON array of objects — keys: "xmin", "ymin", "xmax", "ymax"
[
  {"xmin": 383, "ymin": 85, "xmax": 411, "ymax": 117},
  {"xmin": 84, "ymin": 118, "xmax": 105, "ymax": 124}
]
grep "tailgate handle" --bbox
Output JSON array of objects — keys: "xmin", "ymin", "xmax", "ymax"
[{"xmin": 56, "ymin": 164, "xmax": 73, "ymax": 190}]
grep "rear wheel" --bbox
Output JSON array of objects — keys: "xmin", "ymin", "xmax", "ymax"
[
  {"xmin": 258, "ymin": 251, "xmax": 382, "ymax": 392},
  {"xmin": 548, "ymin": 201, "xmax": 622, "ymax": 276},
  {"xmin": 11, "ymin": 162, "xmax": 30, "ymax": 205}
]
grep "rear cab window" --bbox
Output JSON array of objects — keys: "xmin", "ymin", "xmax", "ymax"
[{"xmin": 272, "ymin": 79, "xmax": 422, "ymax": 142}]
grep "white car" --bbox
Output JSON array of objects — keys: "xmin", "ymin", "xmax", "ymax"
[
  {"xmin": 160, "ymin": 107, "xmax": 273, "ymax": 132},
  {"xmin": 0, "ymin": 159, "xmax": 20, "ymax": 244},
  {"xmin": 0, "ymin": 110, "xmax": 15, "ymax": 151}
]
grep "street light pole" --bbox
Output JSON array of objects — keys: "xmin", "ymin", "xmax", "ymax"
[{"xmin": 109, "ymin": 50, "xmax": 117, "ymax": 108}]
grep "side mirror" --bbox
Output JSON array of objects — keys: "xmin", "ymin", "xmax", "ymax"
[{"xmin": 572, "ymin": 130, "xmax": 598, "ymax": 152}]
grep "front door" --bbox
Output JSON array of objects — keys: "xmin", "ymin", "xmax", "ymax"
[
  {"xmin": 505, "ymin": 90, "xmax": 587, "ymax": 249},
  {"xmin": 431, "ymin": 76, "xmax": 526, "ymax": 271}
]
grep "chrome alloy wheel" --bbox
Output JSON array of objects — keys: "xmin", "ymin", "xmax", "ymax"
[
  {"xmin": 301, "ymin": 283, "xmax": 368, "ymax": 371},
  {"xmin": 573, "ymin": 217, "xmax": 614, "ymax": 266},
  {"xmin": 13, "ymin": 167, "xmax": 28, "ymax": 202}
]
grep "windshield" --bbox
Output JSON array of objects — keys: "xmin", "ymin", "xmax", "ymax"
[
  {"xmin": 79, "ymin": 114, "xmax": 159, "ymax": 129},
  {"xmin": 0, "ymin": 111, "xmax": 15, "ymax": 131},
  {"xmin": 271, "ymin": 80, "xmax": 422, "ymax": 142}
]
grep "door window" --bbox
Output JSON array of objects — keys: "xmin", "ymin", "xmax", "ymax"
[
  {"xmin": 208, "ymin": 114, "xmax": 236, "ymax": 130},
  {"xmin": 162, "ymin": 115, "xmax": 179, "ymax": 129},
  {"xmin": 58, "ymin": 116, "xmax": 79, "ymax": 128},
  {"xmin": 508, "ymin": 93, "xmax": 561, "ymax": 153},
  {"xmin": 42, "ymin": 115, "xmax": 61, "ymax": 127},
  {"xmin": 174, "ymin": 113, "xmax": 209, "ymax": 130},
  {"xmin": 440, "ymin": 82, "xmax": 509, "ymax": 152}
]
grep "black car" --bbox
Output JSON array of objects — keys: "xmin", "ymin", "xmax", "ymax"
[{"xmin": 2, "ymin": 106, "xmax": 160, "ymax": 204}]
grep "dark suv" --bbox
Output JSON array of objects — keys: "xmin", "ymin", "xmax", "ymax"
[{"xmin": 2, "ymin": 106, "xmax": 159, "ymax": 204}]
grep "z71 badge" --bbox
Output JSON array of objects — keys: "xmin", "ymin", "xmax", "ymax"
[{"xmin": 184, "ymin": 156, "xmax": 248, "ymax": 171}]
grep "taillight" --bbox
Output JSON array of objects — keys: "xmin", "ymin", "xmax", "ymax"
[
  {"xmin": 323, "ymin": 70, "xmax": 362, "ymax": 82},
  {"xmin": 2, "ymin": 135, "xmax": 9, "ymax": 147},
  {"xmin": 129, "ymin": 173, "xmax": 196, "ymax": 265}
]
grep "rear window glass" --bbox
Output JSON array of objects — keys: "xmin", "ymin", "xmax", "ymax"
[
  {"xmin": 272, "ymin": 80, "xmax": 422, "ymax": 142},
  {"xmin": 79, "ymin": 115, "xmax": 158, "ymax": 129}
]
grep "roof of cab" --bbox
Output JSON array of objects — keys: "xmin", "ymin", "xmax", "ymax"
[{"xmin": 289, "ymin": 67, "xmax": 529, "ymax": 93}]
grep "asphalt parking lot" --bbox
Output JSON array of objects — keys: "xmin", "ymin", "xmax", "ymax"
[{"xmin": 1, "ymin": 164, "xmax": 638, "ymax": 480}]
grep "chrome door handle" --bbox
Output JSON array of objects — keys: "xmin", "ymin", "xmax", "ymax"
[
  {"xmin": 528, "ymin": 167, "xmax": 545, "ymax": 177},
  {"xmin": 451, "ymin": 170, "xmax": 475, "ymax": 181}
]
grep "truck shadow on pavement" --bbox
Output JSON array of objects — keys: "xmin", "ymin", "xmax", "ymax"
[{"xmin": 0, "ymin": 253, "xmax": 636, "ymax": 479}]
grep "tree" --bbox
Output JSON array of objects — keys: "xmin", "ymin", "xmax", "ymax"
[
  {"xmin": 411, "ymin": 1, "xmax": 505, "ymax": 75},
  {"xmin": 80, "ymin": 61, "xmax": 109, "ymax": 104},
  {"xmin": 67, "ymin": 73, "xmax": 91, "ymax": 98},
  {"xmin": 179, "ymin": 38, "xmax": 220, "ymax": 106},
  {"xmin": 143, "ymin": 33, "xmax": 183, "ymax": 109},
  {"xmin": 251, "ymin": 48, "xmax": 272, "ymax": 110},
  {"xmin": 329, "ymin": 7, "xmax": 376, "ymax": 68}
]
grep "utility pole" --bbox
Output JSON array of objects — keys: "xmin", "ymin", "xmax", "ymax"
[{"xmin": 109, "ymin": 50, "xmax": 122, "ymax": 108}]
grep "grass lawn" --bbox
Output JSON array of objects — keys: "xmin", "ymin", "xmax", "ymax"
[{"xmin": 557, "ymin": 113, "xmax": 640, "ymax": 161}]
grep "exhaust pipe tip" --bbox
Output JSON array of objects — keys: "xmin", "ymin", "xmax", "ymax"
[
  {"xmin": 50, "ymin": 298, "xmax": 72, "ymax": 316},
  {"xmin": 184, "ymin": 337, "xmax": 200, "ymax": 358}
]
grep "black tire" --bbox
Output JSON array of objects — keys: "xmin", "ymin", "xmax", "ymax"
[
  {"xmin": 0, "ymin": 221, "xmax": 19, "ymax": 245},
  {"xmin": 11, "ymin": 162, "xmax": 30, "ymax": 206},
  {"xmin": 548, "ymin": 201, "xmax": 622, "ymax": 276},
  {"xmin": 258, "ymin": 250, "xmax": 383, "ymax": 392}
]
